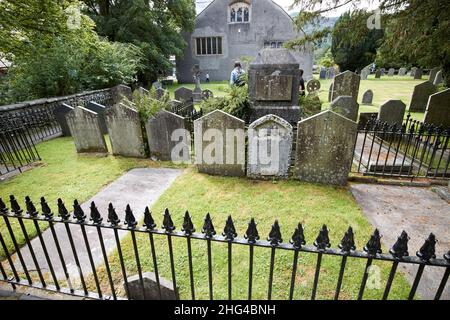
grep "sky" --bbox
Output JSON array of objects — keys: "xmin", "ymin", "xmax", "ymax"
[{"xmin": 195, "ymin": 0, "xmax": 379, "ymax": 17}]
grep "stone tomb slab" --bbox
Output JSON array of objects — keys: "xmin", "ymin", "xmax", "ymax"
[
  {"xmin": 295, "ymin": 110, "xmax": 357, "ymax": 185},
  {"xmin": 409, "ymin": 82, "xmax": 437, "ymax": 112},
  {"xmin": 331, "ymin": 70, "xmax": 360, "ymax": 101},
  {"xmin": 66, "ymin": 106, "xmax": 108, "ymax": 153},
  {"xmin": 194, "ymin": 110, "xmax": 245, "ymax": 177},
  {"xmin": 424, "ymin": 89, "xmax": 450, "ymax": 127},
  {"xmin": 146, "ymin": 110, "xmax": 189, "ymax": 162},
  {"xmin": 85, "ymin": 101, "xmax": 108, "ymax": 134},
  {"xmin": 247, "ymin": 114, "xmax": 293, "ymax": 178},
  {"xmin": 378, "ymin": 100, "xmax": 406, "ymax": 126},
  {"xmin": 105, "ymin": 103, "xmax": 145, "ymax": 158},
  {"xmin": 54, "ymin": 103, "xmax": 74, "ymax": 136},
  {"xmin": 330, "ymin": 95, "xmax": 359, "ymax": 122}
]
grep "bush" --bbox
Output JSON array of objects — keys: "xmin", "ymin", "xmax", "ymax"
[{"xmin": 299, "ymin": 93, "xmax": 323, "ymax": 118}]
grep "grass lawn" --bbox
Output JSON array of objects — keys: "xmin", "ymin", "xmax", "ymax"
[
  {"xmin": 89, "ymin": 168, "xmax": 411, "ymax": 300},
  {"xmin": 0, "ymin": 136, "xmax": 184, "ymax": 257}
]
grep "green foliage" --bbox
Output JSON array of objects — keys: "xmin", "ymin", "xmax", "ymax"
[
  {"xmin": 331, "ymin": 10, "xmax": 384, "ymax": 72},
  {"xmin": 83, "ymin": 0, "xmax": 196, "ymax": 84},
  {"xmin": 300, "ymin": 93, "xmax": 323, "ymax": 118},
  {"xmin": 129, "ymin": 88, "xmax": 170, "ymax": 122},
  {"xmin": 318, "ymin": 48, "xmax": 335, "ymax": 68}
]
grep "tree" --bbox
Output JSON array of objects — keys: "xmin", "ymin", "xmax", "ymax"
[
  {"xmin": 82, "ymin": 0, "xmax": 196, "ymax": 84},
  {"xmin": 288, "ymin": 0, "xmax": 450, "ymax": 85},
  {"xmin": 331, "ymin": 10, "xmax": 383, "ymax": 72}
]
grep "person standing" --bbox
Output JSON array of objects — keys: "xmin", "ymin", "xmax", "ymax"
[
  {"xmin": 299, "ymin": 69, "xmax": 305, "ymax": 96},
  {"xmin": 230, "ymin": 61, "xmax": 245, "ymax": 86},
  {"xmin": 205, "ymin": 73, "xmax": 210, "ymax": 83}
]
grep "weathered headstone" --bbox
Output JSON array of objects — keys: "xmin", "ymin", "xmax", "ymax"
[
  {"xmin": 424, "ymin": 89, "xmax": 450, "ymax": 127},
  {"xmin": 138, "ymin": 87, "xmax": 150, "ymax": 96},
  {"xmin": 155, "ymin": 88, "xmax": 167, "ymax": 101},
  {"xmin": 306, "ymin": 79, "xmax": 321, "ymax": 93},
  {"xmin": 248, "ymin": 48, "xmax": 301, "ymax": 124},
  {"xmin": 66, "ymin": 106, "xmax": 108, "ymax": 153},
  {"xmin": 202, "ymin": 89, "xmax": 213, "ymax": 100},
  {"xmin": 194, "ymin": 110, "xmax": 245, "ymax": 177},
  {"xmin": 428, "ymin": 68, "xmax": 440, "ymax": 84},
  {"xmin": 126, "ymin": 272, "xmax": 177, "ymax": 300},
  {"xmin": 410, "ymin": 67, "xmax": 417, "ymax": 77},
  {"xmin": 331, "ymin": 70, "xmax": 360, "ymax": 101},
  {"xmin": 388, "ymin": 68, "xmax": 395, "ymax": 77},
  {"xmin": 360, "ymin": 68, "xmax": 369, "ymax": 80},
  {"xmin": 54, "ymin": 103, "xmax": 74, "ymax": 136},
  {"xmin": 295, "ymin": 110, "xmax": 357, "ymax": 185},
  {"xmin": 378, "ymin": 100, "xmax": 406, "ymax": 126},
  {"xmin": 330, "ymin": 96, "xmax": 359, "ymax": 122},
  {"xmin": 105, "ymin": 103, "xmax": 145, "ymax": 158},
  {"xmin": 85, "ymin": 101, "xmax": 108, "ymax": 134},
  {"xmin": 174, "ymin": 87, "xmax": 194, "ymax": 103},
  {"xmin": 328, "ymin": 83, "xmax": 333, "ymax": 102},
  {"xmin": 380, "ymin": 68, "xmax": 385, "ymax": 76},
  {"xmin": 328, "ymin": 67, "xmax": 335, "ymax": 79},
  {"xmin": 111, "ymin": 84, "xmax": 132, "ymax": 105},
  {"xmin": 409, "ymin": 81, "xmax": 437, "ymax": 112},
  {"xmin": 247, "ymin": 115, "xmax": 293, "ymax": 178},
  {"xmin": 375, "ymin": 70, "xmax": 381, "ymax": 79},
  {"xmin": 146, "ymin": 110, "xmax": 189, "ymax": 161},
  {"xmin": 398, "ymin": 68, "xmax": 407, "ymax": 76},
  {"xmin": 433, "ymin": 70, "xmax": 443, "ymax": 86},
  {"xmin": 414, "ymin": 68, "xmax": 423, "ymax": 80},
  {"xmin": 362, "ymin": 89, "xmax": 373, "ymax": 105},
  {"xmin": 152, "ymin": 81, "xmax": 162, "ymax": 90},
  {"xmin": 319, "ymin": 67, "xmax": 327, "ymax": 79},
  {"xmin": 192, "ymin": 64, "xmax": 203, "ymax": 103}
]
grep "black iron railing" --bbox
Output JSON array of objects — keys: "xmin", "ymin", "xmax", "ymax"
[
  {"xmin": 353, "ymin": 114, "xmax": 450, "ymax": 179},
  {"xmin": 0, "ymin": 195, "xmax": 448, "ymax": 300}
]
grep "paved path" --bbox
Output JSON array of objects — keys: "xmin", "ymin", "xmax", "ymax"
[
  {"xmin": 11, "ymin": 168, "xmax": 182, "ymax": 285},
  {"xmin": 350, "ymin": 183, "xmax": 450, "ymax": 300}
]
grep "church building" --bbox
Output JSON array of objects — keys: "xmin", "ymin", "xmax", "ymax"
[{"xmin": 176, "ymin": 0, "xmax": 313, "ymax": 83}]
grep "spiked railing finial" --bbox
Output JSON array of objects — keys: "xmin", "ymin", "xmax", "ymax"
[
  {"xmin": 267, "ymin": 220, "xmax": 282, "ymax": 246},
  {"xmin": 57, "ymin": 198, "xmax": 70, "ymax": 220},
  {"xmin": 25, "ymin": 196, "xmax": 38, "ymax": 217},
  {"xmin": 143, "ymin": 207, "xmax": 156, "ymax": 230},
  {"xmin": 0, "ymin": 198, "xmax": 8, "ymax": 213},
  {"xmin": 416, "ymin": 233, "xmax": 437, "ymax": 261},
  {"xmin": 162, "ymin": 208, "xmax": 175, "ymax": 232},
  {"xmin": 89, "ymin": 202, "xmax": 103, "ymax": 224},
  {"xmin": 390, "ymin": 230, "xmax": 409, "ymax": 259},
  {"xmin": 223, "ymin": 215, "xmax": 237, "ymax": 241},
  {"xmin": 124, "ymin": 204, "xmax": 137, "ymax": 228},
  {"xmin": 107, "ymin": 203, "xmax": 120, "ymax": 226},
  {"xmin": 245, "ymin": 218, "xmax": 259, "ymax": 244},
  {"xmin": 339, "ymin": 226, "xmax": 356, "ymax": 253},
  {"xmin": 73, "ymin": 200, "xmax": 86, "ymax": 223},
  {"xmin": 202, "ymin": 213, "xmax": 216, "ymax": 239},
  {"xmin": 290, "ymin": 223, "xmax": 306, "ymax": 249},
  {"xmin": 9, "ymin": 195, "xmax": 22, "ymax": 215},
  {"xmin": 40, "ymin": 197, "xmax": 53, "ymax": 219},
  {"xmin": 444, "ymin": 251, "xmax": 450, "ymax": 261},
  {"xmin": 182, "ymin": 211, "xmax": 195, "ymax": 235},
  {"xmin": 364, "ymin": 229, "xmax": 382, "ymax": 256},
  {"xmin": 314, "ymin": 225, "xmax": 331, "ymax": 250}
]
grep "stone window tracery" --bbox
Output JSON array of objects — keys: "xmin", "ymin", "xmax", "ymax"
[{"xmin": 229, "ymin": 2, "xmax": 250, "ymax": 23}]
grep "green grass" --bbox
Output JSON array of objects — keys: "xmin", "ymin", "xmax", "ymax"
[
  {"xmin": 165, "ymin": 81, "xmax": 230, "ymax": 99},
  {"xmin": 89, "ymin": 168, "xmax": 411, "ymax": 300},
  {"xmin": 0, "ymin": 136, "xmax": 184, "ymax": 257}
]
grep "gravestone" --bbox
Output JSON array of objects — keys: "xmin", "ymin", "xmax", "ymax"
[
  {"xmin": 202, "ymin": 89, "xmax": 213, "ymax": 100},
  {"xmin": 358, "ymin": 112, "xmax": 378, "ymax": 129},
  {"xmin": 295, "ymin": 110, "xmax": 357, "ymax": 185},
  {"xmin": 152, "ymin": 81, "xmax": 162, "ymax": 90},
  {"xmin": 375, "ymin": 70, "xmax": 381, "ymax": 79},
  {"xmin": 414, "ymin": 68, "xmax": 423, "ymax": 79},
  {"xmin": 155, "ymin": 88, "xmax": 167, "ymax": 101},
  {"xmin": 360, "ymin": 68, "xmax": 369, "ymax": 80},
  {"xmin": 138, "ymin": 87, "xmax": 150, "ymax": 96},
  {"xmin": 146, "ymin": 110, "xmax": 189, "ymax": 162},
  {"xmin": 85, "ymin": 101, "xmax": 108, "ymax": 134},
  {"xmin": 433, "ymin": 70, "xmax": 443, "ymax": 86},
  {"xmin": 331, "ymin": 70, "xmax": 360, "ymax": 101},
  {"xmin": 66, "ymin": 106, "xmax": 108, "ymax": 153},
  {"xmin": 398, "ymin": 68, "xmax": 407, "ymax": 76},
  {"xmin": 170, "ymin": 100, "xmax": 182, "ymax": 110},
  {"xmin": 380, "ymin": 68, "xmax": 385, "ymax": 76},
  {"xmin": 328, "ymin": 67, "xmax": 335, "ymax": 79},
  {"xmin": 424, "ymin": 89, "xmax": 450, "ymax": 127},
  {"xmin": 330, "ymin": 96, "xmax": 359, "ymax": 122},
  {"xmin": 319, "ymin": 67, "xmax": 327, "ymax": 79},
  {"xmin": 378, "ymin": 100, "xmax": 406, "ymax": 126},
  {"xmin": 126, "ymin": 272, "xmax": 177, "ymax": 300},
  {"xmin": 328, "ymin": 83, "xmax": 333, "ymax": 102},
  {"xmin": 192, "ymin": 64, "xmax": 203, "ymax": 103},
  {"xmin": 409, "ymin": 81, "xmax": 437, "ymax": 112},
  {"xmin": 174, "ymin": 87, "xmax": 194, "ymax": 103},
  {"xmin": 194, "ymin": 110, "xmax": 245, "ymax": 177},
  {"xmin": 428, "ymin": 68, "xmax": 440, "ymax": 83},
  {"xmin": 105, "ymin": 103, "xmax": 145, "ymax": 158},
  {"xmin": 54, "ymin": 103, "xmax": 74, "ymax": 136},
  {"xmin": 306, "ymin": 79, "xmax": 321, "ymax": 93},
  {"xmin": 247, "ymin": 115, "xmax": 293, "ymax": 178},
  {"xmin": 111, "ymin": 84, "xmax": 132, "ymax": 105},
  {"xmin": 388, "ymin": 68, "xmax": 395, "ymax": 77},
  {"xmin": 248, "ymin": 48, "xmax": 301, "ymax": 124},
  {"xmin": 410, "ymin": 67, "xmax": 417, "ymax": 77},
  {"xmin": 362, "ymin": 89, "xmax": 373, "ymax": 105}
]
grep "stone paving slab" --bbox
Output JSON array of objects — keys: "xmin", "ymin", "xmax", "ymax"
[
  {"xmin": 10, "ymin": 168, "xmax": 182, "ymax": 285},
  {"xmin": 350, "ymin": 183, "xmax": 450, "ymax": 300}
]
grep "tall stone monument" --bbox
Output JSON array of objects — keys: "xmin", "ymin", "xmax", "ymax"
[{"xmin": 248, "ymin": 48, "xmax": 301, "ymax": 125}]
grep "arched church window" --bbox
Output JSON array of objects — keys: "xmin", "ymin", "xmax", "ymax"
[
  {"xmin": 244, "ymin": 8, "xmax": 249, "ymax": 22},
  {"xmin": 237, "ymin": 8, "xmax": 242, "ymax": 22},
  {"xmin": 229, "ymin": 2, "xmax": 250, "ymax": 23},
  {"xmin": 230, "ymin": 9, "xmax": 236, "ymax": 22}
]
